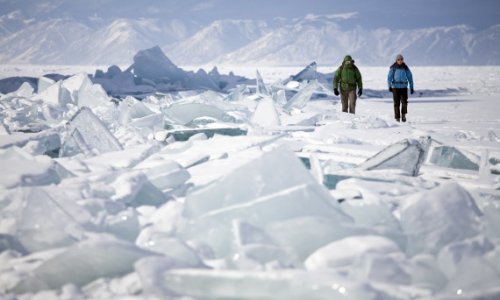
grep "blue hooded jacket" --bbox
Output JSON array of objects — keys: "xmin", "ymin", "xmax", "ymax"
[{"xmin": 388, "ymin": 63, "xmax": 414, "ymax": 89}]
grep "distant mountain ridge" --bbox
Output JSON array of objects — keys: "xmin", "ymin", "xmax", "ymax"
[{"xmin": 0, "ymin": 14, "xmax": 499, "ymax": 66}]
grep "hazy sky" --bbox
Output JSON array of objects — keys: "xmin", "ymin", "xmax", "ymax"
[{"xmin": 1, "ymin": 0, "xmax": 499, "ymax": 30}]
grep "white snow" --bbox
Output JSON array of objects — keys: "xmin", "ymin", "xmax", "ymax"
[{"xmin": 0, "ymin": 62, "xmax": 500, "ymax": 300}]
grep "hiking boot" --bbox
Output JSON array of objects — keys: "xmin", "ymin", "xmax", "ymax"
[
  {"xmin": 402, "ymin": 115, "xmax": 406, "ymax": 122},
  {"xmin": 396, "ymin": 118, "xmax": 400, "ymax": 122}
]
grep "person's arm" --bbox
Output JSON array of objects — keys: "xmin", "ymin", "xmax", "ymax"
[
  {"xmin": 333, "ymin": 69, "xmax": 340, "ymax": 90},
  {"xmin": 406, "ymin": 68, "xmax": 414, "ymax": 90},
  {"xmin": 356, "ymin": 69, "xmax": 363, "ymax": 90},
  {"xmin": 387, "ymin": 68, "xmax": 394, "ymax": 89}
]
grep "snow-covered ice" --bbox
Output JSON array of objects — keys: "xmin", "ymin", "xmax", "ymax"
[{"xmin": 0, "ymin": 53, "xmax": 500, "ymax": 299}]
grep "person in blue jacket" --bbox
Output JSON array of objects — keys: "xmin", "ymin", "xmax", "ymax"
[{"xmin": 388, "ymin": 54, "xmax": 414, "ymax": 122}]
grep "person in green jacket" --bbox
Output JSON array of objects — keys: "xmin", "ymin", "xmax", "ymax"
[{"xmin": 333, "ymin": 55, "xmax": 363, "ymax": 114}]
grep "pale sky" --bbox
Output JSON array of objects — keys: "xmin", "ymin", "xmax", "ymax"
[{"xmin": 1, "ymin": 0, "xmax": 499, "ymax": 30}]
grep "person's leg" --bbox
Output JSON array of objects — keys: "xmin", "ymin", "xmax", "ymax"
[
  {"xmin": 393, "ymin": 89, "xmax": 401, "ymax": 121},
  {"xmin": 348, "ymin": 90, "xmax": 357, "ymax": 114},
  {"xmin": 401, "ymin": 88, "xmax": 408, "ymax": 122},
  {"xmin": 340, "ymin": 90, "xmax": 348, "ymax": 112}
]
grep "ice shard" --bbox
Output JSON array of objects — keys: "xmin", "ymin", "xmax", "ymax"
[
  {"xmin": 264, "ymin": 216, "xmax": 371, "ymax": 263},
  {"xmin": 15, "ymin": 187, "xmax": 93, "ymax": 253},
  {"xmin": 183, "ymin": 146, "xmax": 337, "ymax": 218},
  {"xmin": 285, "ymin": 62, "xmax": 319, "ymax": 84},
  {"xmin": 0, "ymin": 147, "xmax": 63, "ymax": 188},
  {"xmin": 251, "ymin": 98, "xmax": 281, "ymax": 128},
  {"xmin": 400, "ymin": 182, "xmax": 482, "ymax": 256},
  {"xmin": 180, "ymin": 184, "xmax": 350, "ymax": 258},
  {"xmin": 32, "ymin": 81, "xmax": 72, "ymax": 107},
  {"xmin": 111, "ymin": 171, "xmax": 168, "ymax": 207},
  {"xmin": 225, "ymin": 84, "xmax": 247, "ymax": 102},
  {"xmin": 255, "ymin": 70, "xmax": 269, "ymax": 95},
  {"xmin": 360, "ymin": 136, "xmax": 431, "ymax": 176},
  {"xmin": 160, "ymin": 269, "xmax": 388, "ymax": 300},
  {"xmin": 60, "ymin": 107, "xmax": 122, "ymax": 157},
  {"xmin": 164, "ymin": 102, "xmax": 236, "ymax": 125},
  {"xmin": 283, "ymin": 80, "xmax": 319, "ymax": 111},
  {"xmin": 37, "ymin": 76, "xmax": 55, "ymax": 94},
  {"xmin": 12, "ymin": 236, "xmax": 155, "ymax": 293},
  {"xmin": 304, "ymin": 235, "xmax": 401, "ymax": 270},
  {"xmin": 427, "ymin": 144, "xmax": 480, "ymax": 171}
]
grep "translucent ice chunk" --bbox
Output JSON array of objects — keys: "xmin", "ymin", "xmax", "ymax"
[
  {"xmin": 251, "ymin": 98, "xmax": 281, "ymax": 128},
  {"xmin": 134, "ymin": 159, "xmax": 190, "ymax": 192},
  {"xmin": 12, "ymin": 236, "xmax": 155, "ymax": 293},
  {"xmin": 60, "ymin": 107, "xmax": 123, "ymax": 157},
  {"xmin": 183, "ymin": 146, "xmax": 340, "ymax": 218},
  {"xmin": 400, "ymin": 182, "xmax": 482, "ymax": 256},
  {"xmin": 15, "ymin": 187, "xmax": 92, "ymax": 253},
  {"xmin": 437, "ymin": 236, "xmax": 495, "ymax": 279},
  {"xmin": 361, "ymin": 136, "xmax": 431, "ymax": 176},
  {"xmin": 285, "ymin": 62, "xmax": 319, "ymax": 83},
  {"xmin": 12, "ymin": 82, "xmax": 34, "ymax": 98},
  {"xmin": 136, "ymin": 232, "xmax": 205, "ymax": 268},
  {"xmin": 105, "ymin": 208, "xmax": 141, "ymax": 242},
  {"xmin": 180, "ymin": 184, "xmax": 351, "ymax": 258},
  {"xmin": 304, "ymin": 235, "xmax": 401, "ymax": 270},
  {"xmin": 33, "ymin": 81, "xmax": 72, "ymax": 107},
  {"xmin": 265, "ymin": 216, "xmax": 370, "ymax": 263},
  {"xmin": 255, "ymin": 70, "xmax": 269, "ymax": 95},
  {"xmin": 427, "ymin": 145, "xmax": 479, "ymax": 170},
  {"xmin": 37, "ymin": 76, "xmax": 55, "ymax": 94},
  {"xmin": 225, "ymin": 84, "xmax": 247, "ymax": 102},
  {"xmin": 283, "ymin": 80, "xmax": 319, "ymax": 110},
  {"xmin": 111, "ymin": 171, "xmax": 167, "ymax": 207},
  {"xmin": 0, "ymin": 147, "xmax": 62, "ymax": 188},
  {"xmin": 160, "ymin": 269, "xmax": 388, "ymax": 300},
  {"xmin": 164, "ymin": 102, "xmax": 235, "ymax": 125},
  {"xmin": 77, "ymin": 80, "xmax": 110, "ymax": 108}
]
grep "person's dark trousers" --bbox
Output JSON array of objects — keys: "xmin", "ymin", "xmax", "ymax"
[{"xmin": 393, "ymin": 88, "xmax": 408, "ymax": 121}]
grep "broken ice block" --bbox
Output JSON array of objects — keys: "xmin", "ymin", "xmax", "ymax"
[
  {"xmin": 77, "ymin": 79, "xmax": 110, "ymax": 108},
  {"xmin": 0, "ymin": 147, "xmax": 62, "ymax": 188},
  {"xmin": 111, "ymin": 171, "xmax": 167, "ymax": 207},
  {"xmin": 12, "ymin": 236, "xmax": 155, "ymax": 293},
  {"xmin": 160, "ymin": 269, "xmax": 388, "ymax": 300},
  {"xmin": 283, "ymin": 80, "xmax": 319, "ymax": 110},
  {"xmin": 400, "ymin": 182, "xmax": 482, "ymax": 256},
  {"xmin": 251, "ymin": 98, "xmax": 281, "ymax": 128},
  {"xmin": 183, "ymin": 146, "xmax": 338, "ymax": 218},
  {"xmin": 256, "ymin": 70, "xmax": 269, "ymax": 95},
  {"xmin": 427, "ymin": 145, "xmax": 479, "ymax": 171},
  {"xmin": 136, "ymin": 232, "xmax": 205, "ymax": 268},
  {"xmin": 360, "ymin": 136, "xmax": 431, "ymax": 176},
  {"xmin": 60, "ymin": 107, "xmax": 122, "ymax": 157},
  {"xmin": 15, "ymin": 187, "xmax": 93, "ymax": 253},
  {"xmin": 164, "ymin": 102, "xmax": 235, "ymax": 125},
  {"xmin": 105, "ymin": 208, "xmax": 141, "ymax": 242},
  {"xmin": 180, "ymin": 184, "xmax": 351, "ymax": 258},
  {"xmin": 32, "ymin": 81, "xmax": 72, "ymax": 107},
  {"xmin": 304, "ymin": 235, "xmax": 401, "ymax": 270},
  {"xmin": 265, "ymin": 216, "xmax": 370, "ymax": 263},
  {"xmin": 12, "ymin": 82, "xmax": 34, "ymax": 98},
  {"xmin": 37, "ymin": 77, "xmax": 55, "ymax": 94}
]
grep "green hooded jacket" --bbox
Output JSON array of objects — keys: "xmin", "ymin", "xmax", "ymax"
[{"xmin": 333, "ymin": 55, "xmax": 363, "ymax": 92}]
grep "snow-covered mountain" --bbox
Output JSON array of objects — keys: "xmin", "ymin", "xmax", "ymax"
[
  {"xmin": 0, "ymin": 18, "xmax": 198, "ymax": 65},
  {"xmin": 166, "ymin": 19, "xmax": 270, "ymax": 65},
  {"xmin": 0, "ymin": 13, "xmax": 498, "ymax": 66}
]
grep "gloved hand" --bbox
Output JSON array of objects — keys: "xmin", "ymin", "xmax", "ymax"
[
  {"xmin": 334, "ymin": 88, "xmax": 339, "ymax": 96},
  {"xmin": 410, "ymin": 88, "xmax": 414, "ymax": 95},
  {"xmin": 389, "ymin": 87, "xmax": 393, "ymax": 92},
  {"xmin": 357, "ymin": 89, "xmax": 362, "ymax": 97}
]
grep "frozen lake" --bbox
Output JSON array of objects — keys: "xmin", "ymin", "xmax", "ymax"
[{"xmin": 1, "ymin": 62, "xmax": 500, "ymax": 299}]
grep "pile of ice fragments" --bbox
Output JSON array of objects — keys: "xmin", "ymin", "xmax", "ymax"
[{"xmin": 1, "ymin": 58, "xmax": 500, "ymax": 300}]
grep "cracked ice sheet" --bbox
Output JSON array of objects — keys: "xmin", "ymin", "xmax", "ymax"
[{"xmin": 157, "ymin": 134, "xmax": 281, "ymax": 170}]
